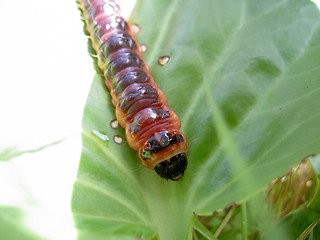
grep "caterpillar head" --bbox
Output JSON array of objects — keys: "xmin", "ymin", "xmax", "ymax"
[
  {"xmin": 139, "ymin": 130, "xmax": 188, "ymax": 181},
  {"xmin": 154, "ymin": 152, "xmax": 187, "ymax": 181}
]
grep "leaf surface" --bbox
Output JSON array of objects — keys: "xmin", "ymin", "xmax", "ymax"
[{"xmin": 72, "ymin": 0, "xmax": 320, "ymax": 239}]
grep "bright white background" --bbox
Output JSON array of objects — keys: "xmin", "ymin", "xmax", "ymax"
[
  {"xmin": 0, "ymin": 0, "xmax": 319, "ymax": 239},
  {"xmin": 0, "ymin": 0, "xmax": 135, "ymax": 239}
]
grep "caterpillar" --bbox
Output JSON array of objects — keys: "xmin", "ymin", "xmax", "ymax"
[{"xmin": 77, "ymin": 0, "xmax": 188, "ymax": 181}]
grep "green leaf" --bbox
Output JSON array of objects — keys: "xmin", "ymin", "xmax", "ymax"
[
  {"xmin": 72, "ymin": 0, "xmax": 320, "ymax": 239},
  {"xmin": 281, "ymin": 208, "xmax": 320, "ymax": 239},
  {"xmin": 0, "ymin": 206, "xmax": 42, "ymax": 240}
]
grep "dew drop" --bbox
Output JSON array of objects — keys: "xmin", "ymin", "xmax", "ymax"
[
  {"xmin": 131, "ymin": 23, "xmax": 141, "ymax": 34},
  {"xmin": 92, "ymin": 129, "xmax": 109, "ymax": 141},
  {"xmin": 140, "ymin": 44, "xmax": 147, "ymax": 53},
  {"xmin": 113, "ymin": 135, "xmax": 124, "ymax": 144},
  {"xmin": 110, "ymin": 119, "xmax": 120, "ymax": 129},
  {"xmin": 158, "ymin": 55, "xmax": 170, "ymax": 66},
  {"xmin": 306, "ymin": 180, "xmax": 312, "ymax": 187}
]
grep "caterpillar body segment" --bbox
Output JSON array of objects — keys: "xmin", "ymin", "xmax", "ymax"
[{"xmin": 77, "ymin": 0, "xmax": 188, "ymax": 180}]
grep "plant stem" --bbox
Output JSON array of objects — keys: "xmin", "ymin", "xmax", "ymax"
[
  {"xmin": 241, "ymin": 202, "xmax": 248, "ymax": 240},
  {"xmin": 193, "ymin": 216, "xmax": 218, "ymax": 240}
]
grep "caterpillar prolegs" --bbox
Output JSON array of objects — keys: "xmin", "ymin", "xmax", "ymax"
[{"xmin": 77, "ymin": 0, "xmax": 188, "ymax": 181}]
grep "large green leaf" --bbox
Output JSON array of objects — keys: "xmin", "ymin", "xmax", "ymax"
[{"xmin": 72, "ymin": 0, "xmax": 320, "ymax": 239}]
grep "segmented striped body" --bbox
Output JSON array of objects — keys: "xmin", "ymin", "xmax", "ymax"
[{"xmin": 77, "ymin": 0, "xmax": 188, "ymax": 180}]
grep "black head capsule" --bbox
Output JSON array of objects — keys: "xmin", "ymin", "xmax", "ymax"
[{"xmin": 154, "ymin": 153, "xmax": 187, "ymax": 181}]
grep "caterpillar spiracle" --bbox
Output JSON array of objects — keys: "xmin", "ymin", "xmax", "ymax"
[{"xmin": 77, "ymin": 0, "xmax": 188, "ymax": 181}]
